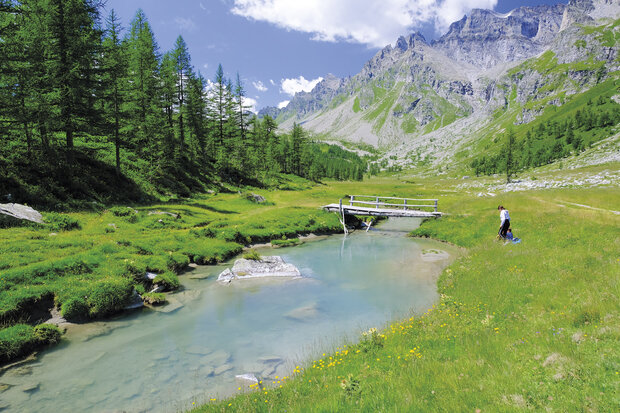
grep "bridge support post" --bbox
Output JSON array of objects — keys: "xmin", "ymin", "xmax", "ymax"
[{"xmin": 338, "ymin": 199, "xmax": 348, "ymax": 235}]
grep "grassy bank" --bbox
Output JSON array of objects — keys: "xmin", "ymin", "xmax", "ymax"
[
  {"xmin": 193, "ymin": 177, "xmax": 619, "ymax": 411},
  {"xmin": 0, "ymin": 178, "xmax": 351, "ymax": 362}
]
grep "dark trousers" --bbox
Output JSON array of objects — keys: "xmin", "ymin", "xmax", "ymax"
[{"xmin": 499, "ymin": 219, "xmax": 510, "ymax": 238}]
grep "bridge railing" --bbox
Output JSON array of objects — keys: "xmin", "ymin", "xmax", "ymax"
[{"xmin": 348, "ymin": 195, "xmax": 438, "ymax": 212}]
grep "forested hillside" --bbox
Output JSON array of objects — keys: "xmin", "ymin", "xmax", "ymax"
[{"xmin": 0, "ymin": 1, "xmax": 365, "ymax": 209}]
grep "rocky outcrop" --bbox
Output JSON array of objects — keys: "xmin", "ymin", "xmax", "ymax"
[
  {"xmin": 432, "ymin": 5, "xmax": 566, "ymax": 69},
  {"xmin": 218, "ymin": 256, "xmax": 302, "ymax": 283}
]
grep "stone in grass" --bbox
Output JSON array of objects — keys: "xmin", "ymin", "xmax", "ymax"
[
  {"xmin": 235, "ymin": 373, "xmax": 259, "ymax": 386},
  {"xmin": 0, "ymin": 203, "xmax": 43, "ymax": 223},
  {"xmin": 217, "ymin": 256, "xmax": 301, "ymax": 283}
]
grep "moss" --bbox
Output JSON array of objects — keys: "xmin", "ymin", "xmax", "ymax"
[
  {"xmin": 152, "ymin": 271, "xmax": 180, "ymax": 291},
  {"xmin": 33, "ymin": 324, "xmax": 62, "ymax": 345},
  {"xmin": 242, "ymin": 249, "xmax": 261, "ymax": 260},
  {"xmin": 61, "ymin": 296, "xmax": 89, "ymax": 321},
  {"xmin": 142, "ymin": 292, "xmax": 166, "ymax": 305}
]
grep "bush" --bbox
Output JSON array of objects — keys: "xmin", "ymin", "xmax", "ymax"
[
  {"xmin": 152, "ymin": 271, "xmax": 180, "ymax": 291},
  {"xmin": 271, "ymin": 237, "xmax": 301, "ymax": 248},
  {"xmin": 44, "ymin": 212, "xmax": 81, "ymax": 231},
  {"xmin": 142, "ymin": 292, "xmax": 166, "ymax": 305},
  {"xmin": 109, "ymin": 206, "xmax": 135, "ymax": 217},
  {"xmin": 87, "ymin": 277, "xmax": 134, "ymax": 318},
  {"xmin": 0, "ymin": 324, "xmax": 38, "ymax": 363},
  {"xmin": 243, "ymin": 249, "xmax": 261, "ymax": 260},
  {"xmin": 34, "ymin": 324, "xmax": 62, "ymax": 344},
  {"xmin": 61, "ymin": 296, "xmax": 89, "ymax": 321},
  {"xmin": 167, "ymin": 252, "xmax": 189, "ymax": 272}
]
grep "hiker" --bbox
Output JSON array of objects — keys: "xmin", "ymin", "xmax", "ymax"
[{"xmin": 498, "ymin": 205, "xmax": 510, "ymax": 239}]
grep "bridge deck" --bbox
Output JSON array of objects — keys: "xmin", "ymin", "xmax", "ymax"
[{"xmin": 322, "ymin": 203, "xmax": 441, "ymax": 218}]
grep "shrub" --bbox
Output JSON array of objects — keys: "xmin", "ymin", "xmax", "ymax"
[
  {"xmin": 243, "ymin": 249, "xmax": 261, "ymax": 260},
  {"xmin": 152, "ymin": 271, "xmax": 180, "ymax": 291},
  {"xmin": 61, "ymin": 296, "xmax": 89, "ymax": 321},
  {"xmin": 166, "ymin": 252, "xmax": 189, "ymax": 272},
  {"xmin": 358, "ymin": 327, "xmax": 384, "ymax": 353},
  {"xmin": 34, "ymin": 324, "xmax": 62, "ymax": 345},
  {"xmin": 271, "ymin": 237, "xmax": 301, "ymax": 248},
  {"xmin": 0, "ymin": 324, "xmax": 38, "ymax": 363},
  {"xmin": 142, "ymin": 292, "xmax": 166, "ymax": 305},
  {"xmin": 109, "ymin": 206, "xmax": 135, "ymax": 217},
  {"xmin": 134, "ymin": 284, "xmax": 146, "ymax": 295},
  {"xmin": 87, "ymin": 277, "xmax": 134, "ymax": 318},
  {"xmin": 189, "ymin": 227, "xmax": 216, "ymax": 238},
  {"xmin": 44, "ymin": 212, "xmax": 81, "ymax": 231}
]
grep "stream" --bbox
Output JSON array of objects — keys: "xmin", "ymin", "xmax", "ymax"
[{"xmin": 0, "ymin": 218, "xmax": 459, "ymax": 412}]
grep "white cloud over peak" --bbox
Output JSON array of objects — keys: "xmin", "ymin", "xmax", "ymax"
[
  {"xmin": 242, "ymin": 96, "xmax": 258, "ymax": 113},
  {"xmin": 278, "ymin": 100, "xmax": 290, "ymax": 109},
  {"xmin": 281, "ymin": 76, "xmax": 323, "ymax": 97},
  {"xmin": 252, "ymin": 80, "xmax": 268, "ymax": 92},
  {"xmin": 231, "ymin": 0, "xmax": 497, "ymax": 47}
]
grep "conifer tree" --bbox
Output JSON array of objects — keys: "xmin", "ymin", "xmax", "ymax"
[
  {"xmin": 101, "ymin": 9, "xmax": 127, "ymax": 175},
  {"xmin": 173, "ymin": 36, "xmax": 192, "ymax": 157},
  {"xmin": 125, "ymin": 9, "xmax": 162, "ymax": 161}
]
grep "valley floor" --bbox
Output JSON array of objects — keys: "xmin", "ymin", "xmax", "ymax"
[{"xmin": 192, "ymin": 163, "xmax": 619, "ymax": 412}]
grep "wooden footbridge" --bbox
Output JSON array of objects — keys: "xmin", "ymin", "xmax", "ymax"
[{"xmin": 323, "ymin": 195, "xmax": 441, "ymax": 234}]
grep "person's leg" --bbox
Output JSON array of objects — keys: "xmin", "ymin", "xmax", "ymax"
[{"xmin": 500, "ymin": 219, "xmax": 510, "ymax": 238}]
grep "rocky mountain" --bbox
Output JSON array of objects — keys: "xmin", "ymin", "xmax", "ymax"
[{"xmin": 271, "ymin": 0, "xmax": 619, "ymax": 172}]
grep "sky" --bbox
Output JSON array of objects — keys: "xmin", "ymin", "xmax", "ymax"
[{"xmin": 102, "ymin": 0, "xmax": 567, "ymax": 111}]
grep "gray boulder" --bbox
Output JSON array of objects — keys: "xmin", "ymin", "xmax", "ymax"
[
  {"xmin": 217, "ymin": 256, "xmax": 301, "ymax": 283},
  {"xmin": 0, "ymin": 203, "xmax": 43, "ymax": 223}
]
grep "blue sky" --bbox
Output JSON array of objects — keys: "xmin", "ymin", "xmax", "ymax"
[{"xmin": 103, "ymin": 0, "xmax": 566, "ymax": 111}]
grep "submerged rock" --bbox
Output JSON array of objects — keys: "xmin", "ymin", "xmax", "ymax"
[
  {"xmin": 217, "ymin": 256, "xmax": 301, "ymax": 283},
  {"xmin": 285, "ymin": 302, "xmax": 320, "ymax": 321}
]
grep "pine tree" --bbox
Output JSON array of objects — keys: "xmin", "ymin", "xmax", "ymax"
[
  {"xmin": 125, "ymin": 9, "xmax": 162, "ymax": 161},
  {"xmin": 101, "ymin": 9, "xmax": 127, "ymax": 175},
  {"xmin": 173, "ymin": 36, "xmax": 192, "ymax": 157},
  {"xmin": 48, "ymin": 0, "xmax": 102, "ymax": 158}
]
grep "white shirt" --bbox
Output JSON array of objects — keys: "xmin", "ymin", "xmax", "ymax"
[{"xmin": 500, "ymin": 209, "xmax": 510, "ymax": 225}]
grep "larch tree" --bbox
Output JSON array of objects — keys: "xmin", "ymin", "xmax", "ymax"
[{"xmin": 101, "ymin": 9, "xmax": 127, "ymax": 175}]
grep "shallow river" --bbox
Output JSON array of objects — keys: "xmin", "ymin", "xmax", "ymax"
[{"xmin": 0, "ymin": 218, "xmax": 458, "ymax": 412}]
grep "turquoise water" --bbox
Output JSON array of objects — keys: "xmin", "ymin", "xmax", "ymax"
[{"xmin": 0, "ymin": 219, "xmax": 458, "ymax": 412}]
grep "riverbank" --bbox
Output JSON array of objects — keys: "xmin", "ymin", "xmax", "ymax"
[
  {"xmin": 193, "ymin": 180, "xmax": 619, "ymax": 411},
  {"xmin": 0, "ymin": 186, "xmax": 347, "ymax": 364}
]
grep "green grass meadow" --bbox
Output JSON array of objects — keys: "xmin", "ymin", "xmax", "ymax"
[
  {"xmin": 192, "ymin": 174, "xmax": 619, "ymax": 412},
  {"xmin": 0, "ymin": 168, "xmax": 618, "ymax": 411}
]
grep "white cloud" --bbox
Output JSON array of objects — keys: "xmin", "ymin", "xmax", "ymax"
[
  {"xmin": 252, "ymin": 80, "xmax": 268, "ymax": 92},
  {"xmin": 243, "ymin": 96, "xmax": 258, "ymax": 113},
  {"xmin": 199, "ymin": 2, "xmax": 207, "ymax": 11},
  {"xmin": 174, "ymin": 16, "xmax": 197, "ymax": 31},
  {"xmin": 281, "ymin": 76, "xmax": 323, "ymax": 97},
  {"xmin": 278, "ymin": 100, "xmax": 290, "ymax": 109},
  {"xmin": 203, "ymin": 63, "xmax": 209, "ymax": 70},
  {"xmin": 269, "ymin": 79, "xmax": 276, "ymax": 86},
  {"xmin": 231, "ymin": 0, "xmax": 498, "ymax": 47}
]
